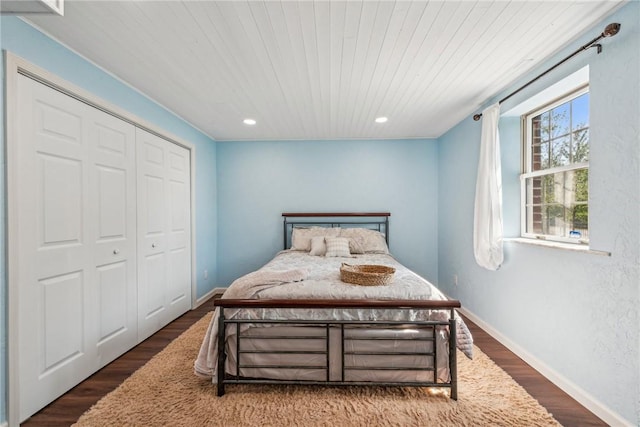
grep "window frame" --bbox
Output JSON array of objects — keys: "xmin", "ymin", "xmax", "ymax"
[{"xmin": 520, "ymin": 84, "xmax": 590, "ymax": 245}]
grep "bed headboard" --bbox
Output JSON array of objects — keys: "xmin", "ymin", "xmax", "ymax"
[{"xmin": 282, "ymin": 212, "xmax": 390, "ymax": 250}]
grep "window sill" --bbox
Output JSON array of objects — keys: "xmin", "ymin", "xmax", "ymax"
[{"xmin": 504, "ymin": 237, "xmax": 611, "ymax": 256}]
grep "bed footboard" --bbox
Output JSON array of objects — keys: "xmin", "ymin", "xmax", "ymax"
[{"xmin": 214, "ymin": 299, "xmax": 460, "ymax": 400}]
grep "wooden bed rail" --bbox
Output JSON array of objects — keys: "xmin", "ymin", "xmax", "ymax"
[
  {"xmin": 282, "ymin": 212, "xmax": 390, "ymax": 217},
  {"xmin": 214, "ymin": 298, "xmax": 461, "ymax": 310}
]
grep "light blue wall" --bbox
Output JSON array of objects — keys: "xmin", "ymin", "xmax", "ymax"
[
  {"xmin": 194, "ymin": 143, "xmax": 218, "ymax": 298},
  {"xmin": 438, "ymin": 3, "xmax": 639, "ymax": 425},
  {"xmin": 2, "ymin": 3, "xmax": 638, "ymax": 425},
  {"xmin": 0, "ymin": 16, "xmax": 218, "ymax": 423},
  {"xmin": 216, "ymin": 139, "xmax": 439, "ymax": 285}
]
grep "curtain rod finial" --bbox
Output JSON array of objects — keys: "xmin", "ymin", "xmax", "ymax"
[
  {"xmin": 473, "ymin": 114, "xmax": 482, "ymax": 121},
  {"xmin": 603, "ymin": 23, "xmax": 621, "ymax": 37}
]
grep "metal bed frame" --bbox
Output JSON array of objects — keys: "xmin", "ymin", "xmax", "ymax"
[
  {"xmin": 214, "ymin": 213, "xmax": 461, "ymax": 399},
  {"xmin": 282, "ymin": 211, "xmax": 390, "ymax": 249}
]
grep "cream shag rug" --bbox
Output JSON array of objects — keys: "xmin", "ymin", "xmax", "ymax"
[{"xmin": 74, "ymin": 312, "xmax": 560, "ymax": 427}]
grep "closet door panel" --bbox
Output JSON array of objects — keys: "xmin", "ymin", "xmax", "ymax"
[
  {"xmin": 41, "ymin": 272, "xmax": 84, "ymax": 369},
  {"xmin": 136, "ymin": 128, "xmax": 169, "ymax": 340},
  {"xmin": 96, "ymin": 261, "xmax": 129, "ymax": 340},
  {"xmin": 39, "ymin": 154, "xmax": 83, "ymax": 245},
  {"xmin": 144, "ymin": 175, "xmax": 166, "ymax": 234},
  {"xmin": 166, "ymin": 143, "xmax": 191, "ymax": 317},
  {"xmin": 88, "ymin": 108, "xmax": 137, "ymax": 365},
  {"xmin": 17, "ymin": 76, "xmax": 96, "ymax": 421},
  {"xmin": 136, "ymin": 129, "xmax": 191, "ymax": 339},
  {"xmin": 144, "ymin": 253, "xmax": 167, "ymax": 313},
  {"xmin": 96, "ymin": 166, "xmax": 127, "ymax": 236},
  {"xmin": 17, "ymin": 75, "xmax": 138, "ymax": 421}
]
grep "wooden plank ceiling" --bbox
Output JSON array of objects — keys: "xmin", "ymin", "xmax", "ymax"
[{"xmin": 22, "ymin": 1, "xmax": 624, "ymax": 141}]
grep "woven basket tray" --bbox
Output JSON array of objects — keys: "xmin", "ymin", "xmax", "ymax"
[{"xmin": 340, "ymin": 263, "xmax": 396, "ymax": 286}]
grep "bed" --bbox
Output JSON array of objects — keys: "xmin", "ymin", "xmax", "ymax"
[{"xmin": 195, "ymin": 212, "xmax": 473, "ymax": 399}]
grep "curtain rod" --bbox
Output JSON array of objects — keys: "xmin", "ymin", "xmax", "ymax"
[{"xmin": 472, "ymin": 22, "xmax": 621, "ymax": 121}]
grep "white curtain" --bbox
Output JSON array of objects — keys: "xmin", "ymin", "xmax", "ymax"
[{"xmin": 473, "ymin": 102, "xmax": 503, "ymax": 270}]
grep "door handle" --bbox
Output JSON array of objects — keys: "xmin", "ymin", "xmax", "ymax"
[{"xmin": 113, "ymin": 249, "xmax": 120, "ymax": 255}]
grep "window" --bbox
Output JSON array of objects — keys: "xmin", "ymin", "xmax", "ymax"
[{"xmin": 521, "ymin": 85, "xmax": 589, "ymax": 244}]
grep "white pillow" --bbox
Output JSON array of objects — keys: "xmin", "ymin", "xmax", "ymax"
[
  {"xmin": 309, "ymin": 236, "xmax": 326, "ymax": 256},
  {"xmin": 339, "ymin": 228, "xmax": 389, "ymax": 254},
  {"xmin": 360, "ymin": 228, "xmax": 389, "ymax": 254},
  {"xmin": 324, "ymin": 237, "xmax": 352, "ymax": 257},
  {"xmin": 291, "ymin": 227, "xmax": 340, "ymax": 251},
  {"xmin": 339, "ymin": 228, "xmax": 366, "ymax": 254}
]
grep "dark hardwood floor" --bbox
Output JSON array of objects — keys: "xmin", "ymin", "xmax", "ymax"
[{"xmin": 22, "ymin": 298, "xmax": 606, "ymax": 426}]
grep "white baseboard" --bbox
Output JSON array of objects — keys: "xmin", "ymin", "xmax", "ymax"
[
  {"xmin": 211, "ymin": 287, "xmax": 227, "ymax": 298},
  {"xmin": 193, "ymin": 288, "xmax": 215, "ymax": 308},
  {"xmin": 193, "ymin": 287, "xmax": 227, "ymax": 309},
  {"xmin": 459, "ymin": 307, "xmax": 633, "ymax": 427},
  {"xmin": 192, "ymin": 289, "xmax": 216, "ymax": 310}
]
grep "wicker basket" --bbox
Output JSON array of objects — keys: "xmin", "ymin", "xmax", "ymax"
[{"xmin": 340, "ymin": 263, "xmax": 395, "ymax": 286}]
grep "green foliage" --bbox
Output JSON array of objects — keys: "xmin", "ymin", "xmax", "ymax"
[{"xmin": 528, "ymin": 92, "xmax": 589, "ymax": 237}]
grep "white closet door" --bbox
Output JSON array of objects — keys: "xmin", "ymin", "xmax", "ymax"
[
  {"xmin": 165, "ymin": 142, "xmax": 192, "ymax": 320},
  {"xmin": 136, "ymin": 128, "xmax": 191, "ymax": 340},
  {"xmin": 87, "ymin": 107, "xmax": 138, "ymax": 365},
  {"xmin": 16, "ymin": 75, "xmax": 137, "ymax": 421}
]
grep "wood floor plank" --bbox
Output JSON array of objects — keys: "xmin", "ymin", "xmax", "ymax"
[{"xmin": 21, "ymin": 300, "xmax": 606, "ymax": 426}]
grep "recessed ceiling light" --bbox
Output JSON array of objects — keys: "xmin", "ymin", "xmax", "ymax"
[
  {"xmin": 243, "ymin": 118, "xmax": 257, "ymax": 125},
  {"xmin": 375, "ymin": 116, "xmax": 388, "ymax": 123}
]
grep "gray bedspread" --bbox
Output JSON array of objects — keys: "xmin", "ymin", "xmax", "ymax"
[{"xmin": 194, "ymin": 250, "xmax": 473, "ymax": 382}]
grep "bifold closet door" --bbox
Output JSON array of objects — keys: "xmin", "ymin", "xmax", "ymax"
[
  {"xmin": 136, "ymin": 128, "xmax": 192, "ymax": 341},
  {"xmin": 16, "ymin": 75, "xmax": 138, "ymax": 421}
]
